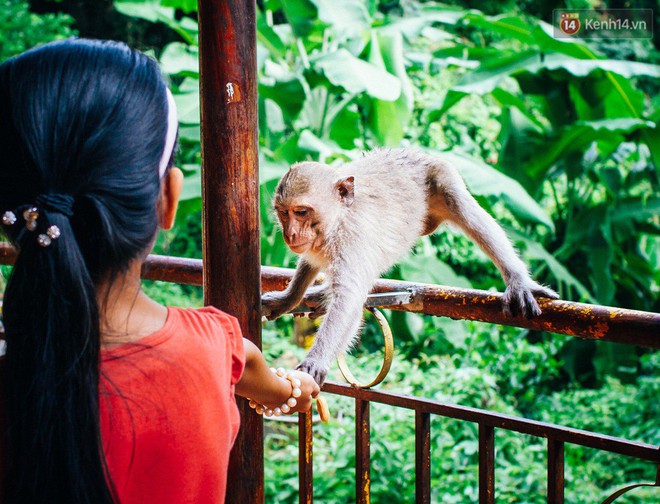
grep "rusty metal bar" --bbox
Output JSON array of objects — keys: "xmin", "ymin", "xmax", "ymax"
[
  {"xmin": 323, "ymin": 382, "xmax": 660, "ymax": 463},
  {"xmin": 197, "ymin": 1, "xmax": 262, "ymax": 503},
  {"xmin": 262, "ymin": 268, "xmax": 660, "ymax": 349},
  {"xmin": 356, "ymin": 398, "xmax": 371, "ymax": 504},
  {"xmin": 548, "ymin": 439, "xmax": 565, "ymax": 503},
  {"xmin": 415, "ymin": 410, "xmax": 431, "ymax": 504},
  {"xmin": 479, "ymin": 424, "xmax": 495, "ymax": 504},
  {"xmin": 1, "ymin": 248, "xmax": 658, "ymax": 349},
  {"xmin": 141, "ymin": 254, "xmax": 203, "ymax": 285},
  {"xmin": 299, "ymin": 412, "xmax": 313, "ymax": 504}
]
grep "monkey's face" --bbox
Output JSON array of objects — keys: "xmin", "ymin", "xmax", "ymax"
[{"xmin": 275, "ymin": 204, "xmax": 320, "ymax": 254}]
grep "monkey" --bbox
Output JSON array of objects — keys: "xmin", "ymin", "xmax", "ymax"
[{"xmin": 262, "ymin": 149, "xmax": 558, "ymax": 385}]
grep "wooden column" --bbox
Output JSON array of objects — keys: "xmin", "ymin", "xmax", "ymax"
[{"xmin": 198, "ymin": 1, "xmax": 262, "ymax": 503}]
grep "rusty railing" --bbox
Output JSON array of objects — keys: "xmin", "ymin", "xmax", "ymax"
[
  {"xmin": 5, "ymin": 246, "xmax": 657, "ymax": 503},
  {"xmin": 146, "ymin": 255, "xmax": 660, "ymax": 504},
  {"xmin": 144, "ymin": 255, "xmax": 660, "ymax": 504}
]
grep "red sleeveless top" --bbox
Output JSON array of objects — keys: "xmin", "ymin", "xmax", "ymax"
[{"xmin": 99, "ymin": 306, "xmax": 245, "ymax": 503}]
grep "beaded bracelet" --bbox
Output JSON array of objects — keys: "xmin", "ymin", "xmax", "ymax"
[{"xmin": 247, "ymin": 367, "xmax": 303, "ymax": 417}]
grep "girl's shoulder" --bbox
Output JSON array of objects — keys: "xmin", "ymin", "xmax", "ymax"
[
  {"xmin": 168, "ymin": 305, "xmax": 242, "ymax": 342},
  {"xmin": 167, "ymin": 306, "xmax": 245, "ymax": 385}
]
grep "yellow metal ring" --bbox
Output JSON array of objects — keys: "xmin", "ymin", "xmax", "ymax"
[{"xmin": 336, "ymin": 307, "xmax": 394, "ymax": 389}]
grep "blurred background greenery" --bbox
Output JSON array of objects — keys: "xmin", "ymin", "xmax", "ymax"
[{"xmin": 1, "ymin": 0, "xmax": 658, "ymax": 502}]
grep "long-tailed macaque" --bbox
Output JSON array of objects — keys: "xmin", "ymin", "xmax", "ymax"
[{"xmin": 263, "ymin": 149, "xmax": 558, "ymax": 384}]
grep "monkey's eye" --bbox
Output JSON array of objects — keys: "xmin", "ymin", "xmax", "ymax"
[{"xmin": 294, "ymin": 209, "xmax": 308, "ymax": 217}]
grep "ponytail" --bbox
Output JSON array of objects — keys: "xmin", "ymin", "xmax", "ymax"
[
  {"xmin": 3, "ymin": 208, "xmax": 113, "ymax": 503},
  {"xmin": 0, "ymin": 39, "xmax": 170, "ymax": 503}
]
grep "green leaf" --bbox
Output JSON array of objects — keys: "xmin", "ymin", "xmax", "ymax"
[
  {"xmin": 644, "ymin": 125, "xmax": 660, "ymax": 169},
  {"xmin": 280, "ymin": 0, "xmax": 319, "ymax": 37},
  {"xmin": 115, "ymin": 0, "xmax": 197, "ymax": 43},
  {"xmin": 416, "ymin": 4, "xmax": 468, "ymax": 25},
  {"xmin": 162, "ymin": 0, "xmax": 197, "ymax": 13},
  {"xmin": 491, "ymin": 88, "xmax": 544, "ymax": 130},
  {"xmin": 382, "ymin": 15, "xmax": 456, "ymax": 42},
  {"xmin": 455, "ymin": 51, "xmax": 660, "ymax": 96},
  {"xmin": 173, "ymin": 90, "xmax": 199, "ymax": 125},
  {"xmin": 526, "ymin": 56, "xmax": 660, "ymax": 79},
  {"xmin": 575, "ymin": 118, "xmax": 655, "ymax": 133},
  {"xmin": 399, "ymin": 249, "xmax": 472, "ymax": 289},
  {"xmin": 312, "ymin": 49, "xmax": 402, "ymax": 101},
  {"xmin": 160, "ymin": 42, "xmax": 198, "ymax": 77},
  {"xmin": 524, "ymin": 120, "xmax": 654, "ymax": 183},
  {"xmin": 454, "ymin": 50, "xmax": 540, "ymax": 94},
  {"xmin": 463, "ymin": 13, "xmax": 536, "ymax": 45},
  {"xmin": 611, "ymin": 196, "xmax": 660, "ymax": 223},
  {"xmin": 297, "ymin": 130, "xmax": 345, "ymax": 161},
  {"xmin": 259, "ymin": 67, "xmax": 307, "ymax": 120},
  {"xmin": 435, "ymin": 149, "xmax": 554, "ymax": 230},
  {"xmin": 311, "ymin": 0, "xmax": 371, "ymax": 41},
  {"xmin": 589, "ymin": 244, "xmax": 615, "ymax": 304},
  {"xmin": 260, "ymin": 157, "xmax": 290, "ymax": 185},
  {"xmin": 568, "ymin": 75, "xmax": 645, "ymax": 120},
  {"xmin": 425, "ymin": 90, "xmax": 467, "ymax": 123},
  {"xmin": 329, "ymin": 105, "xmax": 361, "ymax": 149},
  {"xmin": 179, "ymin": 170, "xmax": 201, "ymax": 201},
  {"xmin": 114, "ymin": 0, "xmax": 174, "ymax": 23},
  {"xmin": 366, "ymin": 30, "xmax": 413, "ymax": 146},
  {"xmin": 257, "ymin": 8, "xmax": 286, "ymax": 59},
  {"xmin": 497, "ymin": 106, "xmax": 545, "ymax": 194},
  {"xmin": 433, "ymin": 46, "xmax": 507, "ymax": 61}
]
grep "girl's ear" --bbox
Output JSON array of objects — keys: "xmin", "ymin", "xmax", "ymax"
[{"xmin": 159, "ymin": 167, "xmax": 184, "ymax": 230}]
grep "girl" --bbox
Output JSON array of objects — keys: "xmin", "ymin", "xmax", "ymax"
[{"xmin": 0, "ymin": 39, "xmax": 318, "ymax": 503}]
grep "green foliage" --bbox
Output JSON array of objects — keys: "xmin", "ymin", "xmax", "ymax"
[
  {"xmin": 262, "ymin": 333, "xmax": 658, "ymax": 504},
  {"xmin": 0, "ymin": 0, "xmax": 74, "ymax": 62},
  {"xmin": 115, "ymin": 0, "xmax": 659, "ymax": 314}
]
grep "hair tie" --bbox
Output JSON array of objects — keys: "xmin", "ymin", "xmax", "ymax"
[{"xmin": 35, "ymin": 193, "xmax": 75, "ymax": 217}]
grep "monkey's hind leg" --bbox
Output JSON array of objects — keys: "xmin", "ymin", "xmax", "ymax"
[{"xmin": 432, "ymin": 176, "xmax": 558, "ymax": 318}]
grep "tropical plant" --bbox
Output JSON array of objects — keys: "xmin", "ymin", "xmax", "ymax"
[{"xmin": 0, "ymin": 0, "xmax": 74, "ymax": 62}]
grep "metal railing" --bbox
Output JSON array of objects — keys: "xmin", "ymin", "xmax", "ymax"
[
  {"xmin": 141, "ymin": 255, "xmax": 659, "ymax": 504},
  {"xmin": 5, "ymin": 246, "xmax": 656, "ymax": 503}
]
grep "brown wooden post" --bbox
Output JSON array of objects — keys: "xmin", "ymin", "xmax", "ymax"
[{"xmin": 198, "ymin": 1, "xmax": 262, "ymax": 503}]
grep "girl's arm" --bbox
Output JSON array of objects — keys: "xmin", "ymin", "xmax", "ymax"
[{"xmin": 235, "ymin": 338, "xmax": 320, "ymax": 413}]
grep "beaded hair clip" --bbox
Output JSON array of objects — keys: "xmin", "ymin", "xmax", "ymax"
[{"xmin": 2, "ymin": 209, "xmax": 61, "ymax": 248}]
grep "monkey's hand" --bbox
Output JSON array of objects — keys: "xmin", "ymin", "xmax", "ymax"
[
  {"xmin": 297, "ymin": 357, "xmax": 328, "ymax": 386},
  {"xmin": 502, "ymin": 279, "xmax": 559, "ymax": 319},
  {"xmin": 262, "ymin": 290, "xmax": 299, "ymax": 320}
]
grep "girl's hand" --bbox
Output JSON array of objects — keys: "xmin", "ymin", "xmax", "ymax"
[{"xmin": 281, "ymin": 370, "xmax": 320, "ymax": 414}]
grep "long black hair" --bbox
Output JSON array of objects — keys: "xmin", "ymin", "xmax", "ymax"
[{"xmin": 0, "ymin": 39, "xmax": 170, "ymax": 503}]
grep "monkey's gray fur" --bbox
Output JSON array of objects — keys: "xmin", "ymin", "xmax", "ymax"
[{"xmin": 263, "ymin": 149, "xmax": 558, "ymax": 385}]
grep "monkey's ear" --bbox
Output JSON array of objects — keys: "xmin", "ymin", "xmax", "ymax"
[{"xmin": 335, "ymin": 176, "xmax": 355, "ymax": 206}]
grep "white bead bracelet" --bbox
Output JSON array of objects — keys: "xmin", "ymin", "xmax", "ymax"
[{"xmin": 247, "ymin": 367, "xmax": 303, "ymax": 417}]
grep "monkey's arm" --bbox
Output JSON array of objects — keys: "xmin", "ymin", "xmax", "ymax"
[
  {"xmin": 442, "ymin": 185, "xmax": 558, "ymax": 318},
  {"xmin": 262, "ymin": 257, "xmax": 320, "ymax": 320},
  {"xmin": 297, "ymin": 270, "xmax": 371, "ymax": 385}
]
